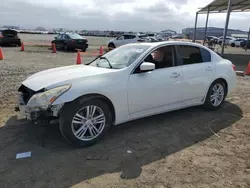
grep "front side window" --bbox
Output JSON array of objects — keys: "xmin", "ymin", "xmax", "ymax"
[
  {"xmin": 178, "ymin": 45, "xmax": 211, "ymax": 65},
  {"xmin": 133, "ymin": 46, "xmax": 175, "ymax": 73},
  {"xmin": 88, "ymin": 44, "xmax": 150, "ymax": 69},
  {"xmin": 143, "ymin": 46, "xmax": 175, "ymax": 69},
  {"xmin": 117, "ymin": 35, "xmax": 124, "ymax": 40}
]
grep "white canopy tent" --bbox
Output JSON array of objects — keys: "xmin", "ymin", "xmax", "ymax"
[{"xmin": 192, "ymin": 0, "xmax": 250, "ymax": 56}]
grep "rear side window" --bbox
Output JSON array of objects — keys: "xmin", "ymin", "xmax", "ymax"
[
  {"xmin": 128, "ymin": 35, "xmax": 136, "ymax": 39},
  {"xmin": 200, "ymin": 48, "xmax": 211, "ymax": 62},
  {"xmin": 178, "ymin": 45, "xmax": 211, "ymax": 65}
]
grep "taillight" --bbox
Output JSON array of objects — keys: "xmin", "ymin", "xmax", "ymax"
[
  {"xmin": 232, "ymin": 64, "xmax": 236, "ymax": 71},
  {"xmin": 0, "ymin": 35, "xmax": 3, "ymax": 38}
]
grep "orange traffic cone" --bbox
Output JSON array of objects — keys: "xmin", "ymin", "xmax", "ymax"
[
  {"xmin": 0, "ymin": 48, "xmax": 4, "ymax": 60},
  {"xmin": 20, "ymin": 42, "xmax": 25, "ymax": 51},
  {"xmin": 100, "ymin": 46, "xmax": 103, "ymax": 56},
  {"xmin": 52, "ymin": 43, "xmax": 56, "ymax": 53},
  {"xmin": 245, "ymin": 62, "xmax": 250, "ymax": 76},
  {"xmin": 76, "ymin": 51, "xmax": 82, "ymax": 65}
]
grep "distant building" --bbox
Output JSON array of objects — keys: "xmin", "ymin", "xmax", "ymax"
[
  {"xmin": 182, "ymin": 27, "xmax": 248, "ymax": 40},
  {"xmin": 35, "ymin": 27, "xmax": 46, "ymax": 31},
  {"xmin": 161, "ymin": 29, "xmax": 177, "ymax": 37}
]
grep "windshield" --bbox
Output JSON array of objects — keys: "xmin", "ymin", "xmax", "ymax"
[
  {"xmin": 68, "ymin": 33, "xmax": 84, "ymax": 39},
  {"xmin": 89, "ymin": 44, "xmax": 150, "ymax": 69}
]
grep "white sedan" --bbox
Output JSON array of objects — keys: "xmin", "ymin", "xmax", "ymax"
[
  {"xmin": 107, "ymin": 34, "xmax": 150, "ymax": 49},
  {"xmin": 16, "ymin": 41, "xmax": 237, "ymax": 147},
  {"xmin": 229, "ymin": 38, "xmax": 247, "ymax": 47}
]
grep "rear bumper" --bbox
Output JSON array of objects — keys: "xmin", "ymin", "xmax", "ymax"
[{"xmin": 68, "ymin": 43, "xmax": 88, "ymax": 50}]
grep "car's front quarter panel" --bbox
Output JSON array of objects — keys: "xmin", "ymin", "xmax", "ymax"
[{"xmin": 52, "ymin": 70, "xmax": 130, "ymax": 125}]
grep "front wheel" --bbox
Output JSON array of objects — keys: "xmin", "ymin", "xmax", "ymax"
[
  {"xmin": 231, "ymin": 43, "xmax": 235, "ymax": 47},
  {"xmin": 59, "ymin": 98, "xmax": 112, "ymax": 147},
  {"xmin": 203, "ymin": 81, "xmax": 226, "ymax": 110}
]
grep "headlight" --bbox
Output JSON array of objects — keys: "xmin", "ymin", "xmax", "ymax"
[{"xmin": 27, "ymin": 84, "xmax": 71, "ymax": 110}]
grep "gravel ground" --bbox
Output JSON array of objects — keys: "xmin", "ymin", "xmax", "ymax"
[{"xmin": 0, "ymin": 36, "xmax": 250, "ymax": 188}]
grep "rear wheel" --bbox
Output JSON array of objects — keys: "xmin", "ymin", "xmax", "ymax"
[
  {"xmin": 203, "ymin": 81, "xmax": 226, "ymax": 110},
  {"xmin": 59, "ymin": 98, "xmax": 112, "ymax": 147},
  {"xmin": 218, "ymin": 41, "xmax": 222, "ymax": 45},
  {"xmin": 231, "ymin": 43, "xmax": 235, "ymax": 47}
]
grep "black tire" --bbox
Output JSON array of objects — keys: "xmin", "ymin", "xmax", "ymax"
[
  {"xmin": 108, "ymin": 43, "xmax": 115, "ymax": 49},
  {"xmin": 231, "ymin": 43, "xmax": 235, "ymax": 47},
  {"xmin": 203, "ymin": 80, "xmax": 227, "ymax": 110},
  {"xmin": 218, "ymin": 41, "xmax": 222, "ymax": 45},
  {"xmin": 81, "ymin": 48, "xmax": 87, "ymax": 52},
  {"xmin": 59, "ymin": 98, "xmax": 113, "ymax": 147}
]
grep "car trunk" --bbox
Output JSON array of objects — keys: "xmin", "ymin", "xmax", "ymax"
[{"xmin": 2, "ymin": 29, "xmax": 18, "ymax": 38}]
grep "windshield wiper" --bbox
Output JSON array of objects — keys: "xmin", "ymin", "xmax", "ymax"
[{"xmin": 97, "ymin": 56, "xmax": 113, "ymax": 68}]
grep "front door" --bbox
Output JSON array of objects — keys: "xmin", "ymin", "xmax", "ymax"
[
  {"xmin": 127, "ymin": 45, "xmax": 183, "ymax": 117},
  {"xmin": 115, "ymin": 35, "xmax": 125, "ymax": 47}
]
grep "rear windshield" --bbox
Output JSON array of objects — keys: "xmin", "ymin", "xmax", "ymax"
[
  {"xmin": 67, "ymin": 33, "xmax": 84, "ymax": 39},
  {"xmin": 2, "ymin": 30, "xmax": 18, "ymax": 36}
]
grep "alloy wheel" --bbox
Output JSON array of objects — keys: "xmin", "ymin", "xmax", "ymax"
[
  {"xmin": 71, "ymin": 105, "xmax": 106, "ymax": 141},
  {"xmin": 210, "ymin": 83, "xmax": 224, "ymax": 107}
]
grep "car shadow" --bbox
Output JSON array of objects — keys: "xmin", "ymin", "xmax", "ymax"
[{"xmin": 0, "ymin": 101, "xmax": 243, "ymax": 188}]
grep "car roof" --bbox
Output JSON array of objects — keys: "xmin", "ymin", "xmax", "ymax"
[{"xmin": 125, "ymin": 41, "xmax": 207, "ymax": 48}]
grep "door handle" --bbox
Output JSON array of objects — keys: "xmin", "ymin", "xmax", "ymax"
[
  {"xmin": 170, "ymin": 72, "xmax": 180, "ymax": 78},
  {"xmin": 206, "ymin": 66, "xmax": 213, "ymax": 71}
]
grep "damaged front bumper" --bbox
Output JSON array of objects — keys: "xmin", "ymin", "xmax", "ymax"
[{"xmin": 16, "ymin": 92, "xmax": 64, "ymax": 123}]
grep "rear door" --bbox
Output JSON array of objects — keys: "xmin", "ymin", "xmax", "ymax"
[
  {"xmin": 176, "ymin": 45, "xmax": 214, "ymax": 103},
  {"xmin": 126, "ymin": 35, "xmax": 138, "ymax": 44}
]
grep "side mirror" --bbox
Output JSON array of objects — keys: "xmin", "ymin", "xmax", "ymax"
[{"xmin": 140, "ymin": 62, "xmax": 155, "ymax": 72}]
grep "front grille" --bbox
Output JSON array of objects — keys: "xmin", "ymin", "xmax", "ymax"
[{"xmin": 18, "ymin": 85, "xmax": 36, "ymax": 104}]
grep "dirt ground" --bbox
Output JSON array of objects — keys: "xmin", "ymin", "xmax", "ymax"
[{"xmin": 0, "ymin": 35, "xmax": 250, "ymax": 188}]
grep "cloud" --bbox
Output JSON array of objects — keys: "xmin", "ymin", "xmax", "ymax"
[{"xmin": 0, "ymin": 0, "xmax": 250, "ymax": 32}]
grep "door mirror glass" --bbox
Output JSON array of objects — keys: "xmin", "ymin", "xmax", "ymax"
[{"xmin": 140, "ymin": 62, "xmax": 155, "ymax": 72}]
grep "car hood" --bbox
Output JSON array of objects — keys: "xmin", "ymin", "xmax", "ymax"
[{"xmin": 22, "ymin": 65, "xmax": 116, "ymax": 91}]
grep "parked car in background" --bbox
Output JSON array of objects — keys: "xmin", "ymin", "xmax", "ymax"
[
  {"xmin": 16, "ymin": 41, "xmax": 237, "ymax": 147},
  {"xmin": 51, "ymin": 33, "xmax": 88, "ymax": 52},
  {"xmin": 0, "ymin": 29, "xmax": 21, "ymax": 46},
  {"xmin": 156, "ymin": 34, "xmax": 169, "ymax": 41},
  {"xmin": 107, "ymin": 34, "xmax": 150, "ymax": 49},
  {"xmin": 217, "ymin": 36, "xmax": 236, "ymax": 45},
  {"xmin": 171, "ymin": 35, "xmax": 183, "ymax": 39},
  {"xmin": 229, "ymin": 38, "xmax": 246, "ymax": 47},
  {"xmin": 206, "ymin": 36, "xmax": 219, "ymax": 44},
  {"xmin": 240, "ymin": 39, "xmax": 250, "ymax": 48}
]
